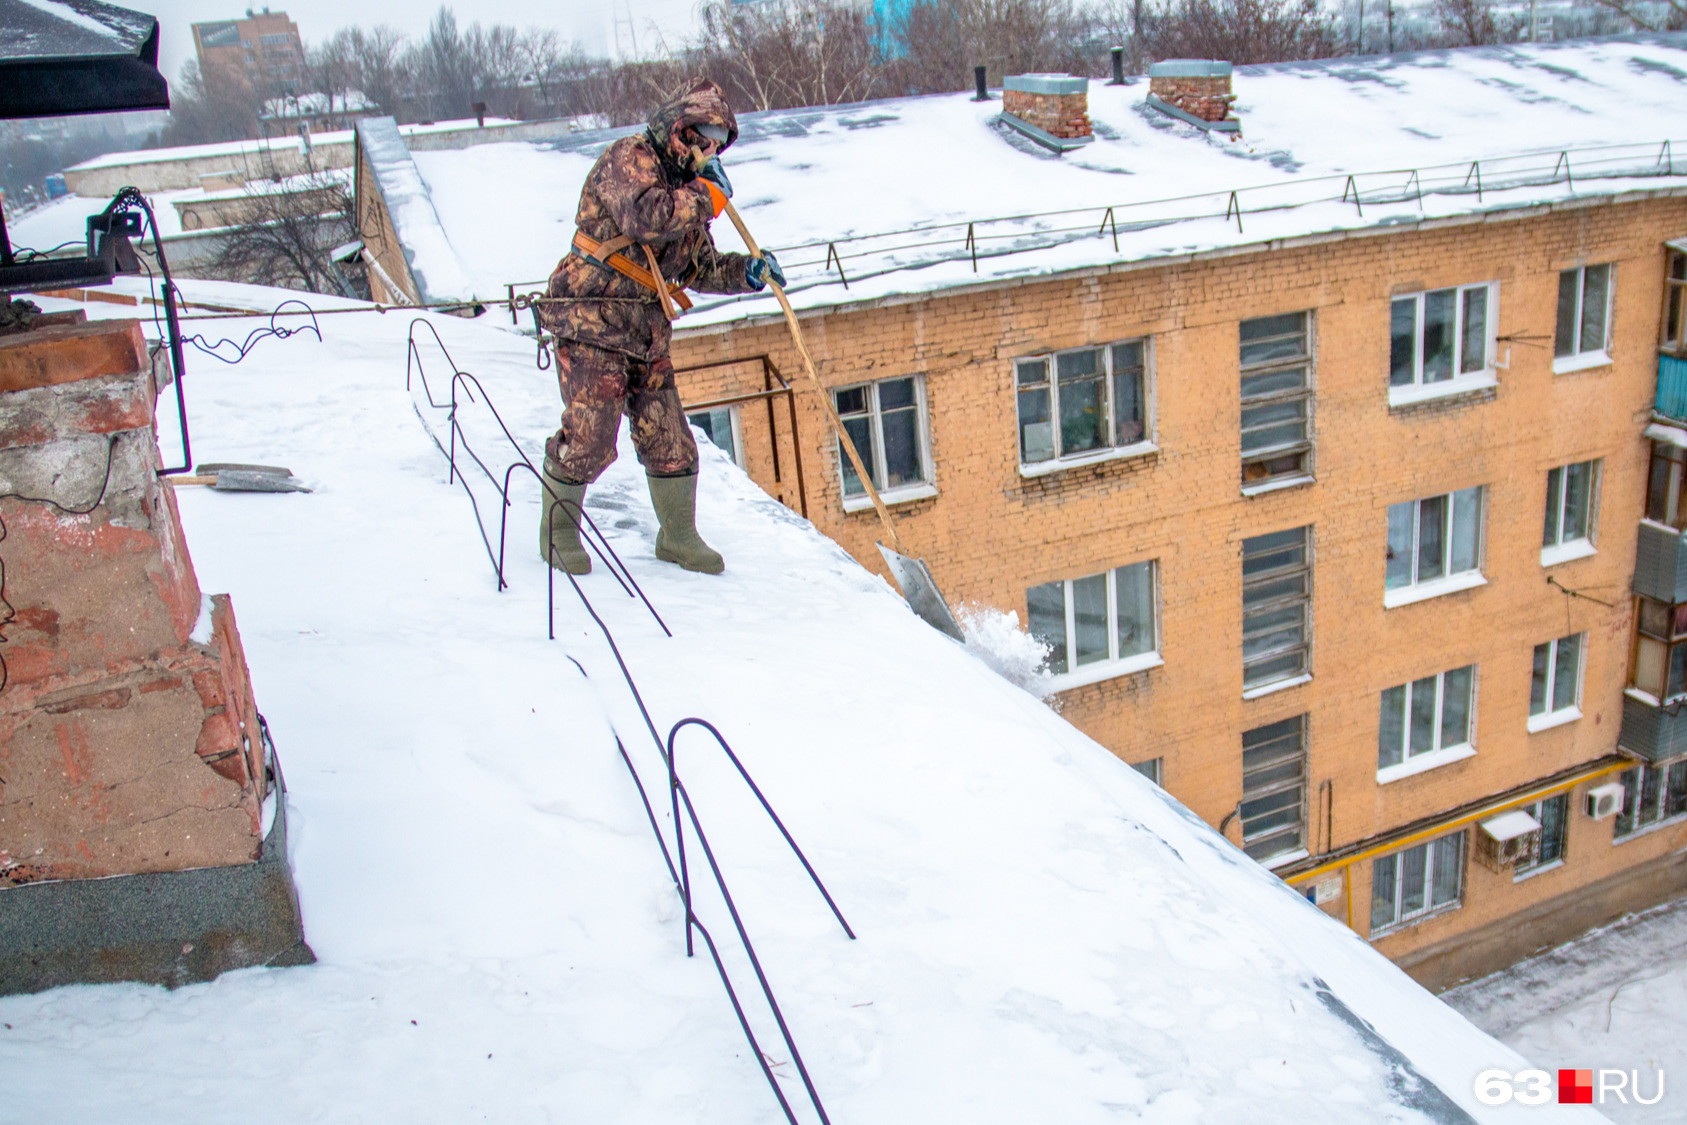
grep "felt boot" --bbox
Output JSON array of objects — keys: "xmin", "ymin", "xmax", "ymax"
[
  {"xmin": 649, "ymin": 472, "xmax": 724, "ymax": 574},
  {"xmin": 540, "ymin": 458, "xmax": 591, "ymax": 575}
]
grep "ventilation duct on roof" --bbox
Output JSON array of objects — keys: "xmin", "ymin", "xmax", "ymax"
[
  {"xmin": 1000, "ymin": 74, "xmax": 1093, "ymax": 153},
  {"xmin": 1146, "ymin": 59, "xmax": 1240, "ymax": 134}
]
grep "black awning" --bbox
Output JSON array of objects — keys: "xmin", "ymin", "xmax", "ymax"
[{"xmin": 0, "ymin": 0, "xmax": 168, "ymax": 119}]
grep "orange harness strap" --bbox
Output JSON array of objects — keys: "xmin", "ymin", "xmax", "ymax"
[{"xmin": 570, "ymin": 230, "xmax": 693, "ymax": 314}]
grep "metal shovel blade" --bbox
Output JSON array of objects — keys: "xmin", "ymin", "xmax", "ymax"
[
  {"xmin": 877, "ymin": 543, "xmax": 964, "ymax": 642},
  {"xmin": 211, "ymin": 470, "xmax": 312, "ymax": 493}
]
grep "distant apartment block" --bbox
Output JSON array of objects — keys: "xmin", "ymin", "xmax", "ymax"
[{"xmin": 192, "ymin": 9, "xmax": 305, "ymax": 97}]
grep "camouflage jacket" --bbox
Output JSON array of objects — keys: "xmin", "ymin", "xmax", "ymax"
[{"xmin": 541, "ymin": 78, "xmax": 758, "ymax": 362}]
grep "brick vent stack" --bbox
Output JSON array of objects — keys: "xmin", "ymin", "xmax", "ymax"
[
  {"xmin": 1002, "ymin": 74, "xmax": 1092, "ymax": 141},
  {"xmin": 1147, "ymin": 59, "xmax": 1238, "ymax": 126},
  {"xmin": 0, "ymin": 317, "xmax": 266, "ymax": 888}
]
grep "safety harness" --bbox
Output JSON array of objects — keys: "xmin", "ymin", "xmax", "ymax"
[{"xmin": 570, "ymin": 230, "xmax": 693, "ymax": 319}]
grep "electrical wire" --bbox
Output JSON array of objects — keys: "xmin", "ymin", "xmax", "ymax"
[{"xmin": 179, "ymin": 299, "xmax": 323, "ymax": 363}]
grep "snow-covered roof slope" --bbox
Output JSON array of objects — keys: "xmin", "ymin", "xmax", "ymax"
[
  {"xmin": 3, "ymin": 278, "xmax": 1605, "ymax": 1123},
  {"xmin": 64, "ymin": 117, "xmax": 518, "ymax": 173},
  {"xmin": 356, "ymin": 116, "xmax": 477, "ymax": 304},
  {"xmin": 0, "ymin": 0, "xmax": 152, "ymax": 62},
  {"xmin": 409, "ymin": 34, "xmax": 1687, "ymax": 320}
]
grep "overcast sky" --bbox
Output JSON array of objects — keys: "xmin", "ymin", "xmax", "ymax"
[{"xmin": 126, "ymin": 0, "xmax": 707, "ymax": 82}]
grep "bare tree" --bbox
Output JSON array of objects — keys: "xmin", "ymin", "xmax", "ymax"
[
  {"xmin": 1581, "ymin": 0, "xmax": 1687, "ymax": 29},
  {"xmin": 695, "ymin": 0, "xmax": 884, "ymax": 111},
  {"xmin": 155, "ymin": 59, "xmax": 266, "ymax": 147},
  {"xmin": 204, "ymin": 173, "xmax": 357, "ymax": 295},
  {"xmin": 886, "ymin": 0, "xmax": 1093, "ymax": 94},
  {"xmin": 1430, "ymin": 0, "xmax": 1502, "ymax": 44},
  {"xmin": 1143, "ymin": 0, "xmax": 1338, "ymax": 65}
]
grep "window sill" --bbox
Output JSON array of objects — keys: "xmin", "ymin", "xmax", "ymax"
[
  {"xmin": 1513, "ymin": 859, "xmax": 1565, "ymax": 883},
  {"xmin": 1541, "ymin": 539, "xmax": 1597, "ymax": 567},
  {"xmin": 1241, "ymin": 473, "xmax": 1314, "ymax": 497},
  {"xmin": 1018, "ymin": 441, "xmax": 1157, "ymax": 479},
  {"xmin": 841, "ymin": 482, "xmax": 938, "ymax": 513},
  {"xmin": 1614, "ymin": 812, "xmax": 1687, "ymax": 845},
  {"xmin": 1376, "ymin": 744, "xmax": 1477, "ymax": 785},
  {"xmin": 1552, "ymin": 350, "xmax": 1612, "ymax": 375},
  {"xmin": 1622, "ymin": 686, "xmax": 1687, "ymax": 709},
  {"xmin": 1261, "ymin": 847, "xmax": 1310, "ymax": 871},
  {"xmin": 1045, "ymin": 651, "xmax": 1164, "ymax": 693},
  {"xmin": 1526, "ymin": 706, "xmax": 1582, "ymax": 733},
  {"xmin": 1242, "ymin": 671, "xmax": 1312, "ymax": 700},
  {"xmin": 1383, "ymin": 570, "xmax": 1486, "ymax": 608},
  {"xmin": 1387, "ymin": 372, "xmax": 1498, "ymax": 408}
]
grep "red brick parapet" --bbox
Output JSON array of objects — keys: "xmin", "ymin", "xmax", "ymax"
[
  {"xmin": 1002, "ymin": 89, "xmax": 1093, "ymax": 141},
  {"xmin": 0, "ymin": 318, "xmax": 266, "ymax": 887}
]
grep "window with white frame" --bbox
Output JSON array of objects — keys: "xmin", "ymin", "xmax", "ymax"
[
  {"xmin": 688, "ymin": 407, "xmax": 744, "ymax": 468},
  {"xmin": 1378, "ymin": 665, "xmax": 1475, "ymax": 771},
  {"xmin": 1370, "ymin": 830, "xmax": 1464, "ymax": 934},
  {"xmin": 1240, "ymin": 715, "xmax": 1306, "ymax": 863},
  {"xmin": 1513, "ymin": 794, "xmax": 1569, "ymax": 876},
  {"xmin": 1614, "ymin": 762, "xmax": 1687, "ymax": 838},
  {"xmin": 1390, "ymin": 283, "xmax": 1494, "ymax": 396},
  {"xmin": 1015, "ymin": 340, "xmax": 1148, "ymax": 468},
  {"xmin": 834, "ymin": 376, "xmax": 930, "ymax": 502},
  {"xmin": 1555, "ymin": 264, "xmax": 1612, "ymax": 365},
  {"xmin": 1239, "ymin": 311, "xmax": 1313, "ymax": 489},
  {"xmin": 1027, "ymin": 560, "xmax": 1158, "ymax": 681},
  {"xmin": 1529, "ymin": 633, "xmax": 1583, "ymax": 728},
  {"xmin": 1542, "ymin": 460, "xmax": 1599, "ymax": 559},
  {"xmin": 1385, "ymin": 488, "xmax": 1484, "ymax": 598},
  {"xmin": 1663, "ymin": 247, "xmax": 1687, "ymax": 352},
  {"xmin": 1242, "ymin": 527, "xmax": 1311, "ymax": 691}
]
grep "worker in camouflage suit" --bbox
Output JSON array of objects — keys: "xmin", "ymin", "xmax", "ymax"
[{"xmin": 537, "ymin": 77, "xmax": 783, "ymax": 576}]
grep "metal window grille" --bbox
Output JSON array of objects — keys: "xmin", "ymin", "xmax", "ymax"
[
  {"xmin": 1240, "ymin": 714, "xmax": 1306, "ymax": 861},
  {"xmin": 1242, "ymin": 526, "xmax": 1310, "ymax": 690},
  {"xmin": 1615, "ymin": 761, "xmax": 1687, "ymax": 837},
  {"xmin": 1513, "ymin": 794, "xmax": 1569, "ymax": 874},
  {"xmin": 1239, "ymin": 311, "xmax": 1312, "ymax": 487},
  {"xmin": 1370, "ymin": 830, "xmax": 1464, "ymax": 932}
]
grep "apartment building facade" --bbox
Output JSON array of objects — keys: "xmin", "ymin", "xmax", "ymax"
[
  {"xmin": 192, "ymin": 10, "xmax": 305, "ymax": 98},
  {"xmin": 669, "ymin": 189, "xmax": 1687, "ymax": 989}
]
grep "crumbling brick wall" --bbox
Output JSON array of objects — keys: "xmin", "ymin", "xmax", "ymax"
[
  {"xmin": 1001, "ymin": 90, "xmax": 1092, "ymax": 140},
  {"xmin": 0, "ymin": 319, "xmax": 266, "ymax": 887},
  {"xmin": 1148, "ymin": 74, "xmax": 1236, "ymax": 122}
]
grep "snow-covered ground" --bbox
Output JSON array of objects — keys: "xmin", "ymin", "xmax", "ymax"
[
  {"xmin": 0, "ymin": 277, "xmax": 1595, "ymax": 1122},
  {"xmin": 1445, "ymin": 897, "xmax": 1687, "ymax": 1124}
]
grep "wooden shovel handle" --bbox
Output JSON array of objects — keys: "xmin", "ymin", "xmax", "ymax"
[{"xmin": 720, "ymin": 198, "xmax": 909, "ymax": 556}]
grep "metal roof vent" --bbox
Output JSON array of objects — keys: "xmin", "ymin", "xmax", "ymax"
[
  {"xmin": 1000, "ymin": 74, "xmax": 1093, "ymax": 153},
  {"xmin": 1146, "ymin": 59, "xmax": 1239, "ymax": 134}
]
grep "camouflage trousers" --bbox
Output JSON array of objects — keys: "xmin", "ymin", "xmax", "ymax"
[{"xmin": 546, "ymin": 338, "xmax": 699, "ymax": 484}]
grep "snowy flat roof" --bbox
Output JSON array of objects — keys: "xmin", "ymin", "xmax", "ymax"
[
  {"xmin": 64, "ymin": 116, "xmax": 519, "ymax": 171},
  {"xmin": 403, "ymin": 34, "xmax": 1687, "ymax": 313},
  {"xmin": 5, "ymin": 275, "xmax": 1601, "ymax": 1122}
]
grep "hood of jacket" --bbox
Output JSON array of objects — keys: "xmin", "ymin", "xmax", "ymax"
[{"xmin": 645, "ymin": 77, "xmax": 738, "ymax": 179}]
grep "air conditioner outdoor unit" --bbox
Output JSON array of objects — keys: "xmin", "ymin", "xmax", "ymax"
[
  {"xmin": 1476, "ymin": 810, "xmax": 1541, "ymax": 872},
  {"xmin": 1585, "ymin": 782, "xmax": 1626, "ymax": 820}
]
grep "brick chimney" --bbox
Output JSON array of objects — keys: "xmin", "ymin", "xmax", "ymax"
[
  {"xmin": 1146, "ymin": 59, "xmax": 1240, "ymax": 134},
  {"xmin": 1000, "ymin": 74, "xmax": 1093, "ymax": 152}
]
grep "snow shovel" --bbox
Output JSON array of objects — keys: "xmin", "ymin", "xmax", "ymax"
[
  {"xmin": 720, "ymin": 198, "xmax": 964, "ymax": 643},
  {"xmin": 171, "ymin": 463, "xmax": 313, "ymax": 493}
]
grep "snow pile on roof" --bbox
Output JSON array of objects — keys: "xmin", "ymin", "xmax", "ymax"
[
  {"xmin": 406, "ymin": 34, "xmax": 1687, "ymax": 319},
  {"xmin": 0, "ymin": 0, "xmax": 152, "ymax": 60},
  {"xmin": 355, "ymin": 116, "xmax": 477, "ymax": 304},
  {"xmin": 1, "ymin": 278, "xmax": 1597, "ymax": 1122}
]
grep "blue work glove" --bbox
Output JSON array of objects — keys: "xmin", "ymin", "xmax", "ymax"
[
  {"xmin": 698, "ymin": 156, "xmax": 732, "ymax": 199},
  {"xmin": 746, "ymin": 250, "xmax": 785, "ymax": 291}
]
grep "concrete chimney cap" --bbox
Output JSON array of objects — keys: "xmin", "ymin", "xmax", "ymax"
[
  {"xmin": 1003, "ymin": 74, "xmax": 1089, "ymax": 95},
  {"xmin": 1149, "ymin": 59, "xmax": 1233, "ymax": 77}
]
